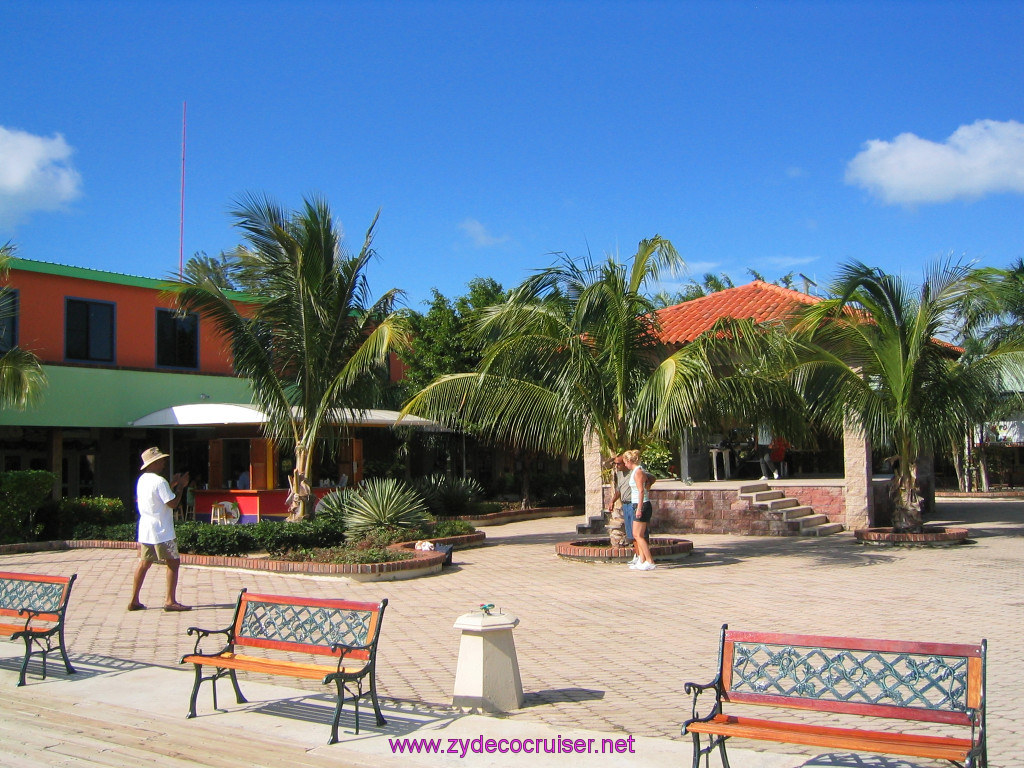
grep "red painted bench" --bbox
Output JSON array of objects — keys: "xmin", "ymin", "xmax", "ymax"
[
  {"xmin": 0, "ymin": 571, "xmax": 77, "ymax": 686},
  {"xmin": 683, "ymin": 625, "xmax": 986, "ymax": 767},
  {"xmin": 181, "ymin": 589, "xmax": 388, "ymax": 743}
]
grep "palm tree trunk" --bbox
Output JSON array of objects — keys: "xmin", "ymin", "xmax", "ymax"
[
  {"xmin": 288, "ymin": 444, "xmax": 315, "ymax": 520},
  {"xmin": 951, "ymin": 436, "xmax": 966, "ymax": 492},
  {"xmin": 977, "ymin": 425, "xmax": 991, "ymax": 493},
  {"xmin": 891, "ymin": 461, "xmax": 924, "ymax": 533}
]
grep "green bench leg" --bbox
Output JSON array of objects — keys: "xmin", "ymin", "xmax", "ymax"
[
  {"xmin": 187, "ymin": 665, "xmax": 247, "ymax": 718},
  {"xmin": 57, "ymin": 626, "xmax": 76, "ymax": 676}
]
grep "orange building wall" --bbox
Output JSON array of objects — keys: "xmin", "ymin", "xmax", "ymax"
[{"xmin": 4, "ymin": 269, "xmax": 238, "ymax": 374}]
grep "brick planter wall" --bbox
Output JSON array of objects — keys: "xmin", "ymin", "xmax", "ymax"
[
  {"xmin": 605, "ymin": 485, "xmax": 848, "ymax": 536},
  {"xmin": 0, "ymin": 531, "xmax": 487, "ymax": 581},
  {"xmin": 556, "ymin": 537, "xmax": 693, "ymax": 562}
]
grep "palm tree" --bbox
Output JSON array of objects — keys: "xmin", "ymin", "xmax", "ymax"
[
  {"xmin": 175, "ymin": 195, "xmax": 409, "ymax": 519},
  {"xmin": 0, "ymin": 243, "xmax": 45, "ymax": 410},
  {"xmin": 788, "ymin": 260, "xmax": 1024, "ymax": 530},
  {"xmin": 635, "ymin": 314, "xmax": 815, "ymax": 452},
  {"xmin": 402, "ymin": 237, "xmax": 682, "ymax": 462}
]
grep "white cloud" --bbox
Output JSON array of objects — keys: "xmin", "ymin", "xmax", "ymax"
[
  {"xmin": 765, "ymin": 254, "xmax": 818, "ymax": 269},
  {"xmin": 845, "ymin": 119, "xmax": 1024, "ymax": 205},
  {"xmin": 459, "ymin": 218, "xmax": 510, "ymax": 247},
  {"xmin": 680, "ymin": 261, "xmax": 720, "ymax": 276},
  {"xmin": 0, "ymin": 126, "xmax": 82, "ymax": 227}
]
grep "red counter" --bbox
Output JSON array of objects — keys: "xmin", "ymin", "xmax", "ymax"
[{"xmin": 192, "ymin": 488, "xmax": 335, "ymax": 523}]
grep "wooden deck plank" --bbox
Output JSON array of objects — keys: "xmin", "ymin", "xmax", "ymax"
[{"xmin": 0, "ymin": 696, "xmax": 353, "ymax": 768}]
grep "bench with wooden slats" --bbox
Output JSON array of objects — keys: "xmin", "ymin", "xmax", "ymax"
[
  {"xmin": 180, "ymin": 589, "xmax": 388, "ymax": 743},
  {"xmin": 683, "ymin": 624, "xmax": 986, "ymax": 767},
  {"xmin": 0, "ymin": 571, "xmax": 77, "ymax": 686}
]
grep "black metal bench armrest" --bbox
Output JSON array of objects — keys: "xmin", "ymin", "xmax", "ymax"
[
  {"xmin": 12, "ymin": 608, "xmax": 59, "ymax": 637},
  {"xmin": 323, "ymin": 642, "xmax": 374, "ymax": 680},
  {"xmin": 183, "ymin": 625, "xmax": 234, "ymax": 657},
  {"xmin": 681, "ymin": 677, "xmax": 724, "ymax": 733}
]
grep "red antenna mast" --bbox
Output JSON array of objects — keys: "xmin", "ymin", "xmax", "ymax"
[{"xmin": 179, "ymin": 100, "xmax": 187, "ymax": 280}]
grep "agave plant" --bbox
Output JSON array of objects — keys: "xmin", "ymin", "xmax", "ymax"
[
  {"xmin": 314, "ymin": 490, "xmax": 348, "ymax": 532},
  {"xmin": 413, "ymin": 474, "xmax": 484, "ymax": 515},
  {"xmin": 342, "ymin": 477, "xmax": 430, "ymax": 537}
]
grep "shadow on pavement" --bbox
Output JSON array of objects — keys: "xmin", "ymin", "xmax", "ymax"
[
  {"xmin": 0, "ymin": 651, "xmax": 149, "ymax": 683},
  {"xmin": 253, "ymin": 693, "xmax": 462, "ymax": 737},
  {"xmin": 520, "ymin": 687, "xmax": 605, "ymax": 708},
  {"xmin": 798, "ymin": 753, "xmax": 938, "ymax": 768},
  {"xmin": 480, "ymin": 531, "xmax": 578, "ymax": 547},
  {"xmin": 678, "ymin": 538, "xmax": 897, "ymax": 569}
]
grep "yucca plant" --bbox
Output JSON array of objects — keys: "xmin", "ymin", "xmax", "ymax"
[{"xmin": 342, "ymin": 477, "xmax": 430, "ymax": 537}]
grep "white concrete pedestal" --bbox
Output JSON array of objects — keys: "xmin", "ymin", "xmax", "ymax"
[{"xmin": 452, "ymin": 609, "xmax": 524, "ymax": 713}]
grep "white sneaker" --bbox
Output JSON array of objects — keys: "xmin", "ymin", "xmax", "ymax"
[
  {"xmin": 636, "ymin": 561, "xmax": 656, "ymax": 571},
  {"xmin": 773, "ymin": 471, "xmax": 780, "ymax": 479},
  {"xmin": 759, "ymin": 475, "xmax": 769, "ymax": 480},
  {"xmin": 628, "ymin": 561, "xmax": 640, "ymax": 569},
  {"xmin": 629, "ymin": 554, "xmax": 639, "ymax": 565}
]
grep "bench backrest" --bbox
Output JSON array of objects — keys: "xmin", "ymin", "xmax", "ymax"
[
  {"xmin": 0, "ymin": 572, "xmax": 76, "ymax": 623},
  {"xmin": 230, "ymin": 590, "xmax": 387, "ymax": 661},
  {"xmin": 719, "ymin": 626, "xmax": 985, "ymax": 726}
]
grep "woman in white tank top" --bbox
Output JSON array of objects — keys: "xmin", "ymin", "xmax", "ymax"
[{"xmin": 622, "ymin": 449, "xmax": 655, "ymax": 571}]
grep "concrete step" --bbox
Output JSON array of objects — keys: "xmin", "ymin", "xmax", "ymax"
[
  {"xmin": 805, "ymin": 522, "xmax": 845, "ymax": 537},
  {"xmin": 738, "ymin": 482, "xmax": 771, "ymax": 494},
  {"xmin": 797, "ymin": 513, "xmax": 831, "ymax": 530},
  {"xmin": 576, "ymin": 514, "xmax": 607, "ymax": 535},
  {"xmin": 780, "ymin": 505, "xmax": 816, "ymax": 521},
  {"xmin": 743, "ymin": 490, "xmax": 784, "ymax": 503},
  {"xmin": 760, "ymin": 497, "xmax": 799, "ymax": 510}
]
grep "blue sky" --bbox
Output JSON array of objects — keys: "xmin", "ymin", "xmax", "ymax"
[{"xmin": 3, "ymin": 1, "xmax": 1024, "ymax": 307}]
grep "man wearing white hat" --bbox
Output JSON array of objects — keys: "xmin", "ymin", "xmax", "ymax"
[{"xmin": 128, "ymin": 447, "xmax": 191, "ymax": 612}]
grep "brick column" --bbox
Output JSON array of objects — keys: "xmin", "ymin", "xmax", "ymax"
[
  {"xmin": 583, "ymin": 430, "xmax": 605, "ymax": 520},
  {"xmin": 842, "ymin": 417, "xmax": 873, "ymax": 530}
]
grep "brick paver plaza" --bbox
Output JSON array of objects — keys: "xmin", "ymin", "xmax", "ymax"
[{"xmin": 0, "ymin": 497, "xmax": 1020, "ymax": 767}]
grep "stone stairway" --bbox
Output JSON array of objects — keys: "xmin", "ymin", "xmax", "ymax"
[
  {"xmin": 738, "ymin": 482, "xmax": 845, "ymax": 536},
  {"xmin": 576, "ymin": 511, "xmax": 608, "ymax": 535}
]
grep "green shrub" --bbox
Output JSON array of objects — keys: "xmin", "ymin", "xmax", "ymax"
[
  {"xmin": 430, "ymin": 518, "xmax": 476, "ymax": 538},
  {"xmin": 348, "ymin": 525, "xmax": 417, "ymax": 548},
  {"xmin": 342, "ymin": 477, "xmax": 430, "ymax": 536},
  {"xmin": 0, "ymin": 470, "xmax": 56, "ymax": 544},
  {"xmin": 248, "ymin": 519, "xmax": 345, "ymax": 557},
  {"xmin": 465, "ymin": 500, "xmax": 502, "ymax": 516},
  {"xmin": 174, "ymin": 521, "xmax": 256, "ymax": 556},
  {"xmin": 52, "ymin": 496, "xmax": 128, "ymax": 539},
  {"xmin": 640, "ymin": 441, "xmax": 673, "ymax": 478},
  {"xmin": 72, "ymin": 522, "xmax": 136, "ymax": 541},
  {"xmin": 281, "ymin": 545, "xmax": 413, "ymax": 565}
]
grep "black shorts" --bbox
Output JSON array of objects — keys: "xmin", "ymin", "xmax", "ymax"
[{"xmin": 634, "ymin": 501, "xmax": 653, "ymax": 523}]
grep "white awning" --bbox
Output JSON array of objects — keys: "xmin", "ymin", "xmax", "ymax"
[
  {"xmin": 129, "ymin": 404, "xmax": 444, "ymax": 430},
  {"xmin": 129, "ymin": 403, "xmax": 267, "ymax": 426}
]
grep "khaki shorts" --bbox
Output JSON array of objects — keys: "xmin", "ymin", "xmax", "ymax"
[{"xmin": 139, "ymin": 539, "xmax": 180, "ymax": 563}]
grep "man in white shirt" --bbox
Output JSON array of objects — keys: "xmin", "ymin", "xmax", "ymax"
[{"xmin": 128, "ymin": 447, "xmax": 191, "ymax": 612}]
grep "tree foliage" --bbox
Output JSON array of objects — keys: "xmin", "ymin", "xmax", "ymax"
[
  {"xmin": 175, "ymin": 194, "xmax": 410, "ymax": 519},
  {"xmin": 0, "ymin": 242, "xmax": 46, "ymax": 410},
  {"xmin": 402, "ymin": 237, "xmax": 682, "ymax": 458},
  {"xmin": 400, "ymin": 277, "xmax": 506, "ymax": 394},
  {"xmin": 788, "ymin": 261, "xmax": 1024, "ymax": 528}
]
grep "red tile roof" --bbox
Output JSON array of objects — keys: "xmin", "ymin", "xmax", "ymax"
[{"xmin": 654, "ymin": 280, "xmax": 820, "ymax": 345}]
